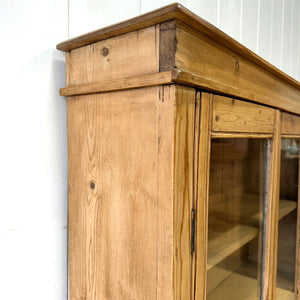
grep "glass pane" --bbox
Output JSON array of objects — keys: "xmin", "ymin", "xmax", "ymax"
[
  {"xmin": 206, "ymin": 139, "xmax": 267, "ymax": 300},
  {"xmin": 276, "ymin": 139, "xmax": 299, "ymax": 298}
]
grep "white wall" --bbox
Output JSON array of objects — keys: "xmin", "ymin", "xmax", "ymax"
[
  {"xmin": 0, "ymin": 0, "xmax": 68, "ymax": 299},
  {"xmin": 0, "ymin": 1, "xmax": 299, "ymax": 299}
]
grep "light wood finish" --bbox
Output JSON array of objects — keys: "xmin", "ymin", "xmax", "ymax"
[
  {"xmin": 211, "ymin": 132, "xmax": 273, "ymax": 139},
  {"xmin": 206, "ymin": 252, "xmax": 246, "ymax": 295},
  {"xmin": 57, "ymin": 4, "xmax": 181, "ymax": 51},
  {"xmin": 60, "ymin": 71, "xmax": 174, "ymax": 96},
  {"xmin": 279, "ymin": 200, "xmax": 298, "ymax": 219},
  {"xmin": 194, "ymin": 93, "xmax": 212, "ymax": 300},
  {"xmin": 263, "ymin": 110, "xmax": 281, "ymax": 300},
  {"xmin": 156, "ymin": 85, "xmax": 177, "ymax": 299},
  {"xmin": 207, "ymin": 199, "xmax": 296, "ymax": 271},
  {"xmin": 208, "ymin": 223, "xmax": 258, "ymax": 270},
  {"xmin": 67, "ymin": 86, "xmax": 176, "ymax": 299},
  {"xmin": 56, "ymin": 3, "xmax": 299, "ymax": 90},
  {"xmin": 295, "ymin": 148, "xmax": 300, "ymax": 299},
  {"xmin": 173, "ymin": 85, "xmax": 196, "ymax": 300},
  {"xmin": 58, "ymin": 4, "xmax": 300, "ymax": 300},
  {"xmin": 281, "ymin": 112, "xmax": 300, "ymax": 136},
  {"xmin": 58, "ymin": 4, "xmax": 300, "ymax": 115},
  {"xmin": 207, "ymin": 260, "xmax": 294, "ymax": 300},
  {"xmin": 174, "ymin": 22, "xmax": 300, "ymax": 114},
  {"xmin": 281, "ymin": 134, "xmax": 300, "ymax": 139},
  {"xmin": 191, "ymin": 91, "xmax": 201, "ymax": 299},
  {"xmin": 172, "ymin": 67, "xmax": 300, "ymax": 115},
  {"xmin": 67, "ymin": 25, "xmax": 159, "ymax": 85},
  {"xmin": 174, "ymin": 67, "xmax": 300, "ymax": 114},
  {"xmin": 211, "ymin": 95, "xmax": 275, "ymax": 134}
]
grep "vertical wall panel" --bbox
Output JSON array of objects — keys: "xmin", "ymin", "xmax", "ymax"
[
  {"xmin": 188, "ymin": 0, "xmax": 218, "ymax": 26},
  {"xmin": 218, "ymin": 0, "xmax": 241, "ymax": 41},
  {"xmin": 141, "ymin": 0, "xmax": 187, "ymax": 14},
  {"xmin": 290, "ymin": 0, "xmax": 299, "ymax": 80},
  {"xmin": 270, "ymin": 0, "xmax": 284, "ymax": 70},
  {"xmin": 281, "ymin": 0, "xmax": 293, "ymax": 76},
  {"xmin": 69, "ymin": 0, "xmax": 140, "ymax": 38},
  {"xmin": 240, "ymin": 0, "xmax": 259, "ymax": 52},
  {"xmin": 257, "ymin": 0, "xmax": 272, "ymax": 61}
]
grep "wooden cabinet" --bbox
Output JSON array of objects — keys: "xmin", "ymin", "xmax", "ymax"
[{"xmin": 57, "ymin": 3, "xmax": 300, "ymax": 300}]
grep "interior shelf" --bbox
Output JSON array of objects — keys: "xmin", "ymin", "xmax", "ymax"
[
  {"xmin": 207, "ymin": 260, "xmax": 294, "ymax": 300},
  {"xmin": 207, "ymin": 223, "xmax": 258, "ymax": 270},
  {"xmin": 207, "ymin": 198, "xmax": 297, "ymax": 270}
]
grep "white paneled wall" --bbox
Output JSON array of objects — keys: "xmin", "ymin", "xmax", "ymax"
[
  {"xmin": 257, "ymin": 0, "xmax": 272, "ymax": 61},
  {"xmin": 69, "ymin": 0, "xmax": 141, "ymax": 39},
  {"xmin": 0, "ymin": 0, "xmax": 299, "ymax": 300},
  {"xmin": 219, "ymin": 0, "xmax": 241, "ymax": 41}
]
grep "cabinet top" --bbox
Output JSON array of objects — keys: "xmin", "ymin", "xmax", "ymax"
[{"xmin": 57, "ymin": 2, "xmax": 300, "ymax": 90}]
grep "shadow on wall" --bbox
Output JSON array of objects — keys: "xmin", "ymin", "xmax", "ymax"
[{"xmin": 0, "ymin": 48, "xmax": 68, "ymax": 299}]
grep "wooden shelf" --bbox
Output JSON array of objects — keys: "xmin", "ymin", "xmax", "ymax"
[
  {"xmin": 207, "ymin": 199, "xmax": 297, "ymax": 270},
  {"xmin": 207, "ymin": 223, "xmax": 258, "ymax": 270},
  {"xmin": 279, "ymin": 199, "xmax": 297, "ymax": 219},
  {"xmin": 207, "ymin": 260, "xmax": 294, "ymax": 300}
]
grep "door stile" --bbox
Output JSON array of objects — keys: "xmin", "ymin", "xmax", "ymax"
[
  {"xmin": 194, "ymin": 92, "xmax": 213, "ymax": 300},
  {"xmin": 191, "ymin": 91, "xmax": 201, "ymax": 299},
  {"xmin": 295, "ymin": 142, "xmax": 300, "ymax": 299},
  {"xmin": 262, "ymin": 110, "xmax": 281, "ymax": 300}
]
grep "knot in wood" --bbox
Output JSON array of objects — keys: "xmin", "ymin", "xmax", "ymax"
[{"xmin": 101, "ymin": 47, "xmax": 109, "ymax": 57}]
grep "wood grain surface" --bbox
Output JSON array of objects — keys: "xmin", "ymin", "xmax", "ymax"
[
  {"xmin": 173, "ymin": 85, "xmax": 196, "ymax": 300},
  {"xmin": 58, "ymin": 4, "xmax": 300, "ymax": 115},
  {"xmin": 295, "ymin": 149, "xmax": 300, "ymax": 299},
  {"xmin": 175, "ymin": 22, "xmax": 300, "ymax": 114},
  {"xmin": 60, "ymin": 71, "xmax": 173, "ymax": 96},
  {"xmin": 212, "ymin": 95, "xmax": 275, "ymax": 133},
  {"xmin": 194, "ymin": 92, "xmax": 212, "ymax": 300},
  {"xmin": 57, "ymin": 3, "xmax": 300, "ymax": 94},
  {"xmin": 263, "ymin": 110, "xmax": 281, "ymax": 300},
  {"xmin": 281, "ymin": 112, "xmax": 300, "ymax": 135},
  {"xmin": 67, "ymin": 86, "xmax": 175, "ymax": 299},
  {"xmin": 67, "ymin": 25, "xmax": 159, "ymax": 85}
]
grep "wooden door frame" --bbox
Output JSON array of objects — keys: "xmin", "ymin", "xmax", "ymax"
[{"xmin": 194, "ymin": 93, "xmax": 281, "ymax": 300}]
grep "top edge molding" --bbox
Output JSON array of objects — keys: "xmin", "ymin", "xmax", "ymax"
[{"xmin": 56, "ymin": 2, "xmax": 300, "ymax": 90}]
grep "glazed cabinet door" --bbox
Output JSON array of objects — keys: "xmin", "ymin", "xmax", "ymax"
[
  {"xmin": 194, "ymin": 94, "xmax": 279, "ymax": 300},
  {"xmin": 274, "ymin": 112, "xmax": 300, "ymax": 299},
  {"xmin": 206, "ymin": 137, "xmax": 268, "ymax": 299}
]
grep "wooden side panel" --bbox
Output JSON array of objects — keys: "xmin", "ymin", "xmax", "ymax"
[
  {"xmin": 174, "ymin": 85, "xmax": 196, "ymax": 300},
  {"xmin": 157, "ymin": 85, "xmax": 176, "ymax": 300},
  {"xmin": 281, "ymin": 112, "xmax": 300, "ymax": 135},
  {"xmin": 194, "ymin": 93, "xmax": 212, "ymax": 300},
  {"xmin": 67, "ymin": 86, "xmax": 175, "ymax": 299},
  {"xmin": 212, "ymin": 95, "xmax": 275, "ymax": 133},
  {"xmin": 67, "ymin": 25, "xmax": 159, "ymax": 85},
  {"xmin": 175, "ymin": 22, "xmax": 300, "ymax": 114}
]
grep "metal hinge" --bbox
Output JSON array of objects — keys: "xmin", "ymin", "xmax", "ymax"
[{"xmin": 191, "ymin": 209, "xmax": 195, "ymax": 254}]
